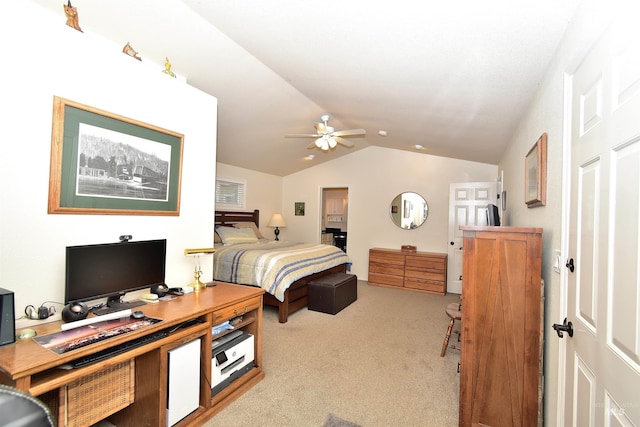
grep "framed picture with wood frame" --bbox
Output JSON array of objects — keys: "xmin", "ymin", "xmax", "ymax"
[
  {"xmin": 48, "ymin": 97, "xmax": 184, "ymax": 215},
  {"xmin": 524, "ymin": 132, "xmax": 547, "ymax": 208}
]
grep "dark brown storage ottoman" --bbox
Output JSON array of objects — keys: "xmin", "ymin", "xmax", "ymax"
[{"xmin": 308, "ymin": 273, "xmax": 357, "ymax": 315}]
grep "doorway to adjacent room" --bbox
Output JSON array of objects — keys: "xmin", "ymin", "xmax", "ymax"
[{"xmin": 320, "ymin": 187, "xmax": 349, "ymax": 252}]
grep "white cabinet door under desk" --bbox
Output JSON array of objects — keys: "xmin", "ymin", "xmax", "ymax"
[{"xmin": 167, "ymin": 339, "xmax": 201, "ymax": 427}]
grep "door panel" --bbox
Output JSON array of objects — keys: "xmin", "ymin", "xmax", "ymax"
[
  {"xmin": 564, "ymin": 9, "xmax": 640, "ymax": 426},
  {"xmin": 609, "ymin": 141, "xmax": 640, "ymax": 367},
  {"xmin": 576, "ymin": 159, "xmax": 599, "ymax": 332}
]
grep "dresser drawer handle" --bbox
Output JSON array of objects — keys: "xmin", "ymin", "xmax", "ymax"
[{"xmin": 233, "ymin": 306, "xmax": 248, "ymax": 316}]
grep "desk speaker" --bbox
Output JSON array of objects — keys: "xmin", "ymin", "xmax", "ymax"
[
  {"xmin": 0, "ymin": 288, "xmax": 16, "ymax": 346},
  {"xmin": 62, "ymin": 302, "xmax": 89, "ymax": 323}
]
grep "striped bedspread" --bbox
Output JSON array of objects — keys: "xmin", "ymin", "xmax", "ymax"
[{"xmin": 212, "ymin": 241, "xmax": 351, "ymax": 302}]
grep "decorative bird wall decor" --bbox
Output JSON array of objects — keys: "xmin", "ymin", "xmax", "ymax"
[{"xmin": 63, "ymin": 1, "xmax": 83, "ymax": 33}]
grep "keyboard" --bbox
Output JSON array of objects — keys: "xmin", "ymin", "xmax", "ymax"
[{"xmin": 67, "ymin": 329, "xmax": 170, "ymax": 368}]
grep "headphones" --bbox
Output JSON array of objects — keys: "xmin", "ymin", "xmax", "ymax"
[
  {"xmin": 61, "ymin": 302, "xmax": 89, "ymax": 323},
  {"xmin": 25, "ymin": 304, "xmax": 55, "ymax": 320}
]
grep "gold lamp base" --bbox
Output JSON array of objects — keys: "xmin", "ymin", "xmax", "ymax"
[
  {"xmin": 184, "ymin": 248, "xmax": 216, "ymax": 293},
  {"xmin": 189, "ymin": 269, "xmax": 206, "ymax": 292}
]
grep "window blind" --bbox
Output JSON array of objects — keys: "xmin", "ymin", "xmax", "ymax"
[{"xmin": 215, "ymin": 177, "xmax": 246, "ymax": 210}]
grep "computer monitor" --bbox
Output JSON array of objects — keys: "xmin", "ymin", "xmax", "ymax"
[
  {"xmin": 487, "ymin": 203, "xmax": 500, "ymax": 226},
  {"xmin": 65, "ymin": 239, "xmax": 166, "ymax": 313}
]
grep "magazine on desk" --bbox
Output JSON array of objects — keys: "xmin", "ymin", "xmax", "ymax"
[{"xmin": 33, "ymin": 317, "xmax": 161, "ymax": 355}]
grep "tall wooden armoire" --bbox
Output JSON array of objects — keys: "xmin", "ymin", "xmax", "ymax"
[{"xmin": 459, "ymin": 226, "xmax": 543, "ymax": 427}]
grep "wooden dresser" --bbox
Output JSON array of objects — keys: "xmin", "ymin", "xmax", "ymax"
[
  {"xmin": 368, "ymin": 248, "xmax": 447, "ymax": 295},
  {"xmin": 459, "ymin": 226, "xmax": 543, "ymax": 427}
]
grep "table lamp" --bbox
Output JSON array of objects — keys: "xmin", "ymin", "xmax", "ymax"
[
  {"xmin": 184, "ymin": 247, "xmax": 216, "ymax": 291},
  {"xmin": 267, "ymin": 213, "xmax": 287, "ymax": 241}
]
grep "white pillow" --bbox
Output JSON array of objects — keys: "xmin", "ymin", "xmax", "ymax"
[
  {"xmin": 233, "ymin": 222, "xmax": 264, "ymax": 239},
  {"xmin": 215, "ymin": 226, "xmax": 259, "ymax": 245}
]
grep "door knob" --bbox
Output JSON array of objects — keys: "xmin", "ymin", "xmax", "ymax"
[
  {"xmin": 566, "ymin": 258, "xmax": 575, "ymax": 272},
  {"xmin": 552, "ymin": 318, "xmax": 574, "ymax": 338}
]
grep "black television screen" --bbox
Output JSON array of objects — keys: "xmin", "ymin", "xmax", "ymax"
[{"xmin": 65, "ymin": 239, "xmax": 166, "ymax": 312}]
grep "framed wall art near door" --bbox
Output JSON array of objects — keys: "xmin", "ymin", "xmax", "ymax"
[
  {"xmin": 48, "ymin": 97, "xmax": 184, "ymax": 215},
  {"xmin": 524, "ymin": 132, "xmax": 547, "ymax": 208}
]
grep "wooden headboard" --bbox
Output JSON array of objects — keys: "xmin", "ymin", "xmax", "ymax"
[{"xmin": 215, "ymin": 209, "xmax": 260, "ymax": 227}]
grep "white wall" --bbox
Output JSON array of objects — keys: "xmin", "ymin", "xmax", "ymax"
[
  {"xmin": 0, "ymin": 2, "xmax": 218, "ymax": 327},
  {"xmin": 282, "ymin": 146, "xmax": 498, "ymax": 279},
  {"xmin": 496, "ymin": 1, "xmax": 621, "ymax": 424}
]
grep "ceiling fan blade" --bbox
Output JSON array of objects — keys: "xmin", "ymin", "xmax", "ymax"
[
  {"xmin": 333, "ymin": 136, "xmax": 354, "ymax": 147},
  {"xmin": 331, "ymin": 129, "xmax": 366, "ymax": 137},
  {"xmin": 285, "ymin": 134, "xmax": 322, "ymax": 138}
]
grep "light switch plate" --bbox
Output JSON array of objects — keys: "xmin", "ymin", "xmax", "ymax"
[{"xmin": 553, "ymin": 250, "xmax": 562, "ymax": 273}]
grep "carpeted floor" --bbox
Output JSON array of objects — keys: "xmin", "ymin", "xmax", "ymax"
[{"xmin": 203, "ymin": 281, "xmax": 461, "ymax": 426}]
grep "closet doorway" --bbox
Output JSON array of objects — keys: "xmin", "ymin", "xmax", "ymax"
[{"xmin": 320, "ymin": 187, "xmax": 349, "ymax": 252}]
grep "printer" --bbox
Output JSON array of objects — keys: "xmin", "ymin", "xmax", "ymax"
[{"xmin": 211, "ymin": 330, "xmax": 254, "ymax": 396}]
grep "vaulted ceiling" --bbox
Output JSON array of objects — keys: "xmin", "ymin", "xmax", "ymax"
[{"xmin": 32, "ymin": 0, "xmax": 581, "ymax": 176}]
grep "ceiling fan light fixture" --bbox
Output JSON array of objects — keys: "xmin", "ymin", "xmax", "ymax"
[{"xmin": 286, "ymin": 115, "xmax": 365, "ymax": 151}]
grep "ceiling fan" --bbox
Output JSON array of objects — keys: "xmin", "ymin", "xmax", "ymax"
[{"xmin": 285, "ymin": 115, "xmax": 366, "ymax": 151}]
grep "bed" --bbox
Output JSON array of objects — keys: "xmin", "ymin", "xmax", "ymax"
[{"xmin": 213, "ymin": 210, "xmax": 350, "ymax": 323}]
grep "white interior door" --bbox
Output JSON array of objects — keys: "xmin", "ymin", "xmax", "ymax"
[
  {"xmin": 562, "ymin": 10, "xmax": 640, "ymax": 425},
  {"xmin": 447, "ymin": 182, "xmax": 497, "ymax": 294}
]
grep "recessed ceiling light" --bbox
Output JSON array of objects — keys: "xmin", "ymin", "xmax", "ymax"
[
  {"xmin": 305, "ymin": 154, "xmax": 315, "ymax": 160},
  {"xmin": 378, "ymin": 130, "xmax": 388, "ymax": 137},
  {"xmin": 415, "ymin": 144, "xmax": 424, "ymax": 150}
]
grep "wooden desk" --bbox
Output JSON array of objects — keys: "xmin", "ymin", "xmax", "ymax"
[{"xmin": 0, "ymin": 283, "xmax": 265, "ymax": 427}]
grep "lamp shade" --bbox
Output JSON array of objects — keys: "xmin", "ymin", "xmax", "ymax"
[
  {"xmin": 184, "ymin": 247, "xmax": 216, "ymax": 256},
  {"xmin": 267, "ymin": 213, "xmax": 287, "ymax": 228}
]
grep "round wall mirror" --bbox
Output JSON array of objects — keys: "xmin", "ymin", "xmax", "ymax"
[{"xmin": 389, "ymin": 192, "xmax": 428, "ymax": 229}]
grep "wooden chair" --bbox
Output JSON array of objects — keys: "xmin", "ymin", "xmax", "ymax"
[{"xmin": 440, "ymin": 302, "xmax": 462, "ymax": 357}]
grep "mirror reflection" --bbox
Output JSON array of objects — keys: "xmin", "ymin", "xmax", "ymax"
[{"xmin": 389, "ymin": 192, "xmax": 428, "ymax": 229}]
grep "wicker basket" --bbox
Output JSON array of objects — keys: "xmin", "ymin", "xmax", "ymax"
[
  {"xmin": 64, "ymin": 360, "xmax": 135, "ymax": 427},
  {"xmin": 38, "ymin": 389, "xmax": 60, "ymax": 425}
]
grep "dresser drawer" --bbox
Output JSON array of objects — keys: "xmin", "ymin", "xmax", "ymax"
[
  {"xmin": 368, "ymin": 272, "xmax": 404, "ymax": 287},
  {"xmin": 404, "ymin": 278, "xmax": 446, "ymax": 294},
  {"xmin": 404, "ymin": 268, "xmax": 445, "ymax": 281},
  {"xmin": 369, "ymin": 262, "xmax": 405, "ymax": 277},
  {"xmin": 405, "ymin": 257, "xmax": 445, "ymax": 271},
  {"xmin": 369, "ymin": 251, "xmax": 405, "ymax": 266},
  {"xmin": 213, "ymin": 295, "xmax": 262, "ymax": 323}
]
